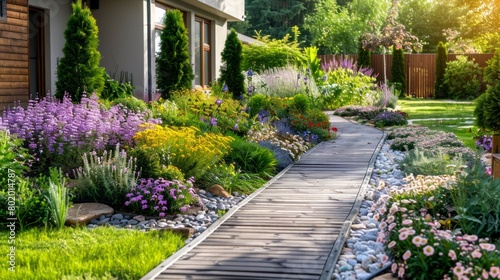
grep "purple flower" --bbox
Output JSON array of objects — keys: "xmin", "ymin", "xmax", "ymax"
[
  {"xmin": 233, "ymin": 123, "xmax": 239, "ymax": 131},
  {"xmin": 223, "ymin": 84, "xmax": 228, "ymax": 92},
  {"xmin": 215, "ymin": 99, "xmax": 223, "ymax": 106},
  {"xmin": 210, "ymin": 117, "xmax": 217, "ymax": 127},
  {"xmin": 247, "ymin": 69, "xmax": 254, "ymax": 77}
]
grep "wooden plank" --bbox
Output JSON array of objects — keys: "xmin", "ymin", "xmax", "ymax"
[{"xmin": 157, "ymin": 270, "xmax": 319, "ymax": 280}]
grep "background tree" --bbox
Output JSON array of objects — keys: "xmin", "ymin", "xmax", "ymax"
[
  {"xmin": 357, "ymin": 38, "xmax": 371, "ymax": 69},
  {"xmin": 231, "ymin": 0, "xmax": 317, "ymax": 46},
  {"xmin": 361, "ymin": 0, "xmax": 421, "ymax": 84},
  {"xmin": 304, "ymin": 0, "xmax": 390, "ymax": 54},
  {"xmin": 391, "ymin": 47, "xmax": 406, "ymax": 96},
  {"xmin": 434, "ymin": 42, "xmax": 448, "ymax": 99},
  {"xmin": 55, "ymin": 0, "xmax": 104, "ymax": 102},
  {"xmin": 156, "ymin": 9, "xmax": 194, "ymax": 99},
  {"xmin": 220, "ymin": 29, "xmax": 245, "ymax": 99},
  {"xmin": 398, "ymin": 0, "xmax": 464, "ymax": 53}
]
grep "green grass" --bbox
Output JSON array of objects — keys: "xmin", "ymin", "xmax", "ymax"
[
  {"xmin": 397, "ymin": 99, "xmax": 475, "ymax": 119},
  {"xmin": 398, "ymin": 99, "xmax": 477, "ymax": 150},
  {"xmin": 0, "ymin": 227, "xmax": 184, "ymax": 280}
]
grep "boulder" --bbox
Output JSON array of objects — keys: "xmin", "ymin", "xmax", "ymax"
[
  {"xmin": 160, "ymin": 227, "xmax": 195, "ymax": 239},
  {"xmin": 66, "ymin": 203, "xmax": 114, "ymax": 226},
  {"xmin": 207, "ymin": 184, "xmax": 231, "ymax": 198}
]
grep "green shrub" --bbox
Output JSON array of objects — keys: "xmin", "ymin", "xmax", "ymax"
[
  {"xmin": 398, "ymin": 147, "xmax": 466, "ymax": 176},
  {"xmin": 357, "ymin": 38, "xmax": 371, "ymax": 69},
  {"xmin": 158, "ymin": 165, "xmax": 185, "ymax": 181},
  {"xmin": 247, "ymin": 94, "xmax": 270, "ymax": 117},
  {"xmin": 0, "ymin": 130, "xmax": 30, "ymax": 189},
  {"xmin": 55, "ymin": 0, "xmax": 104, "ymax": 102},
  {"xmin": 434, "ymin": 42, "xmax": 448, "ymax": 99},
  {"xmin": 391, "ymin": 48, "xmax": 406, "ymax": 96},
  {"xmin": 443, "ymin": 56, "xmax": 482, "ymax": 100},
  {"xmin": 200, "ymin": 163, "xmax": 266, "ymax": 195},
  {"xmin": 100, "ymin": 72, "xmax": 135, "ymax": 101},
  {"xmin": 73, "ymin": 145, "xmax": 139, "ymax": 207},
  {"xmin": 450, "ymin": 162, "xmax": 500, "ymax": 238},
  {"xmin": 220, "ymin": 29, "xmax": 246, "ymax": 99},
  {"xmin": 111, "ymin": 96, "xmax": 148, "ymax": 113},
  {"xmin": 375, "ymin": 84, "xmax": 399, "ymax": 109},
  {"xmin": 224, "ymin": 136, "xmax": 277, "ymax": 178},
  {"xmin": 242, "ymin": 26, "xmax": 306, "ymax": 73},
  {"xmin": 127, "ymin": 148, "xmax": 162, "ymax": 179},
  {"xmin": 290, "ymin": 93, "xmax": 311, "ymax": 114},
  {"xmin": 156, "ymin": 9, "xmax": 194, "ymax": 99},
  {"xmin": 475, "ymin": 49, "xmax": 500, "ymax": 133}
]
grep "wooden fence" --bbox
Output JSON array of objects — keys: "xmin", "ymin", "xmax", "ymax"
[{"xmin": 318, "ymin": 53, "xmax": 494, "ymax": 98}]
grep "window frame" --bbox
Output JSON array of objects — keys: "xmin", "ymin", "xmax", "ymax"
[{"xmin": 1, "ymin": 0, "xmax": 7, "ymax": 22}]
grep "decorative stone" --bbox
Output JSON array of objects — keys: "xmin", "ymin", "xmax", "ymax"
[
  {"xmin": 66, "ymin": 203, "xmax": 114, "ymax": 226},
  {"xmin": 351, "ymin": 223, "xmax": 367, "ymax": 230},
  {"xmin": 160, "ymin": 227, "xmax": 196, "ymax": 239},
  {"xmin": 207, "ymin": 184, "xmax": 231, "ymax": 198},
  {"xmin": 133, "ymin": 215, "xmax": 146, "ymax": 222}
]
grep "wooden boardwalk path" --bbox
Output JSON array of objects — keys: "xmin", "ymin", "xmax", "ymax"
[{"xmin": 142, "ymin": 115, "xmax": 385, "ymax": 280}]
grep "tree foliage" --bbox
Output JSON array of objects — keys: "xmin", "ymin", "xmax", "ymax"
[
  {"xmin": 304, "ymin": 0, "xmax": 390, "ymax": 54},
  {"xmin": 434, "ymin": 42, "xmax": 448, "ymax": 99},
  {"xmin": 357, "ymin": 38, "xmax": 371, "ymax": 69},
  {"xmin": 475, "ymin": 49, "xmax": 500, "ymax": 133},
  {"xmin": 391, "ymin": 48, "xmax": 406, "ymax": 96},
  {"xmin": 220, "ymin": 29, "xmax": 246, "ymax": 99},
  {"xmin": 156, "ymin": 9, "xmax": 194, "ymax": 99},
  {"xmin": 55, "ymin": 0, "xmax": 104, "ymax": 103},
  {"xmin": 443, "ymin": 56, "xmax": 481, "ymax": 100},
  {"xmin": 242, "ymin": 26, "xmax": 307, "ymax": 73},
  {"xmin": 231, "ymin": 0, "xmax": 316, "ymax": 46}
]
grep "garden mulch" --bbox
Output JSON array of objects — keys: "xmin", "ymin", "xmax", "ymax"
[{"xmin": 142, "ymin": 114, "xmax": 386, "ymax": 280}]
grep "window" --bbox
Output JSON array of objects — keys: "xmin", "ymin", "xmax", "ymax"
[
  {"xmin": 1, "ymin": 0, "xmax": 6, "ymax": 22},
  {"xmin": 194, "ymin": 17, "xmax": 211, "ymax": 87},
  {"xmin": 154, "ymin": 4, "xmax": 187, "ymax": 54}
]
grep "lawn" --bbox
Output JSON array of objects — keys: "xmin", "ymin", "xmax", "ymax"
[
  {"xmin": 0, "ymin": 227, "xmax": 184, "ymax": 280},
  {"xmin": 397, "ymin": 99, "xmax": 478, "ymax": 150}
]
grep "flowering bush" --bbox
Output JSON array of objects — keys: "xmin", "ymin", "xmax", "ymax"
[
  {"xmin": 124, "ymin": 177, "xmax": 200, "ymax": 216},
  {"xmin": 373, "ymin": 111, "xmax": 408, "ymax": 127},
  {"xmin": 476, "ymin": 135, "xmax": 493, "ymax": 152},
  {"xmin": 0, "ymin": 94, "xmax": 159, "ymax": 175},
  {"xmin": 288, "ymin": 108, "xmax": 334, "ymax": 142},
  {"xmin": 374, "ymin": 174, "xmax": 500, "ymax": 279},
  {"xmin": 133, "ymin": 125, "xmax": 233, "ymax": 179}
]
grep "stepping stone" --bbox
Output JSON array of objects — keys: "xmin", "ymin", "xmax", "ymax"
[{"xmin": 66, "ymin": 203, "xmax": 114, "ymax": 226}]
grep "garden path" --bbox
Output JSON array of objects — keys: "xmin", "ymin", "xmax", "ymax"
[{"xmin": 142, "ymin": 114, "xmax": 385, "ymax": 280}]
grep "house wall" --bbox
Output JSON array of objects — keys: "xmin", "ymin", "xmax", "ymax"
[
  {"xmin": 0, "ymin": 0, "xmax": 29, "ymax": 109},
  {"xmin": 92, "ymin": 0, "xmax": 147, "ymax": 99},
  {"xmin": 28, "ymin": 0, "xmax": 72, "ymax": 98}
]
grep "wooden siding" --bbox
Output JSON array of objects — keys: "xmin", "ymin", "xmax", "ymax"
[
  {"xmin": 0, "ymin": 0, "xmax": 28, "ymax": 109},
  {"xmin": 319, "ymin": 53, "xmax": 494, "ymax": 98},
  {"xmin": 142, "ymin": 115, "xmax": 385, "ymax": 279}
]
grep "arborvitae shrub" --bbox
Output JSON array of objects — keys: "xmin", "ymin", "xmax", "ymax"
[
  {"xmin": 156, "ymin": 9, "xmax": 194, "ymax": 99},
  {"xmin": 220, "ymin": 29, "xmax": 246, "ymax": 99},
  {"xmin": 475, "ymin": 49, "xmax": 500, "ymax": 133},
  {"xmin": 434, "ymin": 42, "xmax": 448, "ymax": 99},
  {"xmin": 443, "ymin": 56, "xmax": 481, "ymax": 100},
  {"xmin": 391, "ymin": 48, "xmax": 406, "ymax": 97},
  {"xmin": 357, "ymin": 38, "xmax": 371, "ymax": 69},
  {"xmin": 55, "ymin": 0, "xmax": 104, "ymax": 102}
]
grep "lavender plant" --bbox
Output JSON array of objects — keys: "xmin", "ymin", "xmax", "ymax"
[
  {"xmin": 124, "ymin": 177, "xmax": 200, "ymax": 216},
  {"xmin": 0, "ymin": 94, "xmax": 159, "ymax": 175},
  {"xmin": 373, "ymin": 111, "xmax": 408, "ymax": 127}
]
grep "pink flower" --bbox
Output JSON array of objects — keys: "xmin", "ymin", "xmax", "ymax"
[
  {"xmin": 412, "ymin": 236, "xmax": 423, "ymax": 247},
  {"xmin": 398, "ymin": 267, "xmax": 405, "ymax": 278},
  {"xmin": 399, "ymin": 231, "xmax": 409, "ymax": 241},
  {"xmin": 453, "ymin": 264, "xmax": 464, "ymax": 277},
  {"xmin": 482, "ymin": 269, "xmax": 489, "ymax": 279},
  {"xmin": 402, "ymin": 219, "xmax": 413, "ymax": 226},
  {"xmin": 391, "ymin": 263, "xmax": 398, "ymax": 273},
  {"xmin": 448, "ymin": 250, "xmax": 457, "ymax": 261},
  {"xmin": 463, "ymin": 234, "xmax": 478, "ymax": 243},
  {"xmin": 490, "ymin": 266, "xmax": 499, "ymax": 278},
  {"xmin": 388, "ymin": 241, "xmax": 397, "ymax": 248},
  {"xmin": 386, "ymin": 215, "xmax": 395, "ymax": 223},
  {"xmin": 471, "ymin": 250, "xmax": 482, "ymax": 259},
  {"xmin": 479, "ymin": 243, "xmax": 496, "ymax": 251},
  {"xmin": 403, "ymin": 250, "xmax": 412, "ymax": 260},
  {"xmin": 381, "ymin": 254, "xmax": 389, "ymax": 264},
  {"xmin": 388, "ymin": 222, "xmax": 397, "ymax": 231},
  {"xmin": 423, "ymin": 245, "xmax": 435, "ymax": 256},
  {"xmin": 379, "ymin": 222, "xmax": 387, "ymax": 229}
]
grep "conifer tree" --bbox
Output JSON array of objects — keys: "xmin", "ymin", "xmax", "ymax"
[
  {"xmin": 56, "ymin": 0, "xmax": 104, "ymax": 102},
  {"xmin": 391, "ymin": 47, "xmax": 406, "ymax": 96},
  {"xmin": 220, "ymin": 29, "xmax": 245, "ymax": 99},
  {"xmin": 434, "ymin": 41, "xmax": 448, "ymax": 99},
  {"xmin": 156, "ymin": 9, "xmax": 194, "ymax": 99},
  {"xmin": 357, "ymin": 38, "xmax": 371, "ymax": 69}
]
